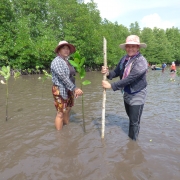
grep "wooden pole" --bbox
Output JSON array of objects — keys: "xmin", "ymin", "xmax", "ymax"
[{"xmin": 101, "ymin": 37, "xmax": 107, "ymax": 138}]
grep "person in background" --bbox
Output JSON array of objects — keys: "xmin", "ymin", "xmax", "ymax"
[
  {"xmin": 151, "ymin": 65, "xmax": 156, "ymax": 70},
  {"xmin": 51, "ymin": 41, "xmax": 83, "ymax": 130},
  {"xmin": 170, "ymin": 62, "xmax": 176, "ymax": 72},
  {"xmin": 161, "ymin": 63, "xmax": 167, "ymax": 73},
  {"xmin": 101, "ymin": 35, "xmax": 148, "ymax": 141}
]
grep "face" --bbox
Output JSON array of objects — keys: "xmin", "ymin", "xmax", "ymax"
[
  {"xmin": 58, "ymin": 45, "xmax": 70, "ymax": 58},
  {"xmin": 125, "ymin": 44, "xmax": 140, "ymax": 57}
]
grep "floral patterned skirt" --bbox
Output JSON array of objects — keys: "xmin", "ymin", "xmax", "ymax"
[{"xmin": 52, "ymin": 85, "xmax": 74, "ymax": 112}]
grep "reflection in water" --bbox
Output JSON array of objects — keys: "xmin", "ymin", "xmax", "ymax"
[
  {"xmin": 170, "ymin": 71, "xmax": 176, "ymax": 79},
  {"xmin": 0, "ymin": 71, "xmax": 180, "ymax": 180},
  {"xmin": 110, "ymin": 141, "xmax": 151, "ymax": 180}
]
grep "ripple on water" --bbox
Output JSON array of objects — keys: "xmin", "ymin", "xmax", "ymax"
[{"xmin": 0, "ymin": 72, "xmax": 180, "ymax": 180}]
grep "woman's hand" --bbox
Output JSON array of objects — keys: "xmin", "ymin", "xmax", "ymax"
[
  {"xmin": 74, "ymin": 88, "xmax": 83, "ymax": 98},
  {"xmin": 101, "ymin": 66, "xmax": 109, "ymax": 76},
  {"xmin": 102, "ymin": 80, "xmax": 111, "ymax": 89}
]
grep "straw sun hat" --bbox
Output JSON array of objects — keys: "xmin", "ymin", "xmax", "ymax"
[
  {"xmin": 119, "ymin": 35, "xmax": 147, "ymax": 50},
  {"xmin": 55, "ymin": 41, "xmax": 76, "ymax": 54}
]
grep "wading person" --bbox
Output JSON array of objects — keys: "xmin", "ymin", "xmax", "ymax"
[
  {"xmin": 170, "ymin": 61, "xmax": 176, "ymax": 72},
  {"xmin": 101, "ymin": 35, "xmax": 148, "ymax": 140},
  {"xmin": 51, "ymin": 41, "xmax": 83, "ymax": 130},
  {"xmin": 161, "ymin": 63, "xmax": 166, "ymax": 73}
]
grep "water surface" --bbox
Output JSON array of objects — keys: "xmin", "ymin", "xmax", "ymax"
[{"xmin": 0, "ymin": 70, "xmax": 180, "ymax": 180}]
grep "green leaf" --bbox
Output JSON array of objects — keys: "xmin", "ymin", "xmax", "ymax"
[
  {"xmin": 80, "ymin": 67, "xmax": 85, "ymax": 79},
  {"xmin": 0, "ymin": 71, "xmax": 6, "ymax": 77},
  {"xmin": 42, "ymin": 70, "xmax": 52, "ymax": 78},
  {"xmin": 7, "ymin": 66, "xmax": 10, "ymax": 73},
  {"xmin": 69, "ymin": 60, "xmax": 79, "ymax": 68},
  {"xmin": 4, "ymin": 74, "xmax": 10, "ymax": 81},
  {"xmin": 2, "ymin": 66, "xmax": 8, "ymax": 73},
  {"xmin": 14, "ymin": 71, "xmax": 21, "ymax": 80},
  {"xmin": 80, "ymin": 57, "xmax": 85, "ymax": 67},
  {"xmin": 77, "ymin": 66, "xmax": 81, "ymax": 73},
  {"xmin": 74, "ymin": 58, "xmax": 80, "ymax": 64},
  {"xmin": 73, "ymin": 51, "xmax": 81, "ymax": 59},
  {"xmin": 82, "ymin": 80, "xmax": 91, "ymax": 86}
]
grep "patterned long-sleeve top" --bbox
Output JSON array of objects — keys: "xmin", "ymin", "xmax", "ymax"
[
  {"xmin": 51, "ymin": 56, "xmax": 76, "ymax": 99},
  {"xmin": 108, "ymin": 53, "xmax": 148, "ymax": 93}
]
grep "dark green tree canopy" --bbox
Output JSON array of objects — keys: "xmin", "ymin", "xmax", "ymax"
[{"xmin": 0, "ymin": 0, "xmax": 180, "ymax": 70}]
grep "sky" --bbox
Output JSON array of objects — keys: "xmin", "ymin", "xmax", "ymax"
[{"xmin": 84, "ymin": 0, "xmax": 180, "ymax": 30}]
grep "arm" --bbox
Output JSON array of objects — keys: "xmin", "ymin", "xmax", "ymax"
[
  {"xmin": 107, "ymin": 61, "xmax": 122, "ymax": 80},
  {"xmin": 53, "ymin": 60, "xmax": 76, "ymax": 91}
]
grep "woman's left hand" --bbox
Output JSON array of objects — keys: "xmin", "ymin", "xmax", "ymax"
[
  {"xmin": 102, "ymin": 80, "xmax": 111, "ymax": 89},
  {"xmin": 74, "ymin": 88, "xmax": 83, "ymax": 98}
]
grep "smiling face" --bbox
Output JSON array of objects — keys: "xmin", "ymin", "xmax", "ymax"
[
  {"xmin": 58, "ymin": 45, "xmax": 70, "ymax": 58},
  {"xmin": 125, "ymin": 44, "xmax": 140, "ymax": 57}
]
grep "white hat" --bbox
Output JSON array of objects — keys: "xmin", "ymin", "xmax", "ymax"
[{"xmin": 120, "ymin": 35, "xmax": 147, "ymax": 50}]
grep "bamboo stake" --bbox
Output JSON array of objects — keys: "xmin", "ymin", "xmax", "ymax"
[{"xmin": 101, "ymin": 37, "xmax": 107, "ymax": 138}]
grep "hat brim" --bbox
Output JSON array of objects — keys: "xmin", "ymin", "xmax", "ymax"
[
  {"xmin": 55, "ymin": 43, "xmax": 76, "ymax": 54},
  {"xmin": 119, "ymin": 43, "xmax": 147, "ymax": 50}
]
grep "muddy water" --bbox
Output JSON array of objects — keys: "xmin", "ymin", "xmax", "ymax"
[{"xmin": 0, "ymin": 70, "xmax": 180, "ymax": 180}]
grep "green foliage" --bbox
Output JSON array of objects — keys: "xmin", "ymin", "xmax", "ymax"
[
  {"xmin": 0, "ymin": 66, "xmax": 10, "ymax": 81},
  {"xmin": 129, "ymin": 21, "xmax": 141, "ymax": 36},
  {"xmin": 14, "ymin": 71, "xmax": 21, "ymax": 80},
  {"xmin": 0, "ymin": 66, "xmax": 11, "ymax": 121},
  {"xmin": 38, "ymin": 70, "xmax": 52, "ymax": 82},
  {"xmin": 176, "ymin": 68, "xmax": 180, "ymax": 76},
  {"xmin": 70, "ymin": 51, "xmax": 91, "ymax": 85},
  {"xmin": 0, "ymin": 0, "xmax": 180, "ymax": 70},
  {"xmin": 69, "ymin": 51, "xmax": 91, "ymax": 132},
  {"xmin": 166, "ymin": 27, "xmax": 180, "ymax": 62},
  {"xmin": 42, "ymin": 70, "xmax": 52, "ymax": 81},
  {"xmin": 82, "ymin": 80, "xmax": 91, "ymax": 85}
]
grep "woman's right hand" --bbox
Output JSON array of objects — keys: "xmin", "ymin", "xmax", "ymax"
[
  {"xmin": 101, "ymin": 66, "xmax": 109, "ymax": 76},
  {"xmin": 74, "ymin": 88, "xmax": 83, "ymax": 98}
]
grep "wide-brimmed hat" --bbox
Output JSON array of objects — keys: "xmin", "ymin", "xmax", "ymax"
[
  {"xmin": 119, "ymin": 35, "xmax": 147, "ymax": 50},
  {"xmin": 55, "ymin": 41, "xmax": 76, "ymax": 54}
]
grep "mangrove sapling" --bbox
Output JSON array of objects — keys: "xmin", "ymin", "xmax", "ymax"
[
  {"xmin": 35, "ymin": 66, "xmax": 41, "ymax": 74},
  {"xmin": 41, "ymin": 70, "xmax": 52, "ymax": 82},
  {"xmin": 69, "ymin": 51, "xmax": 91, "ymax": 132},
  {"xmin": 0, "ymin": 66, "xmax": 11, "ymax": 121},
  {"xmin": 14, "ymin": 71, "xmax": 21, "ymax": 80}
]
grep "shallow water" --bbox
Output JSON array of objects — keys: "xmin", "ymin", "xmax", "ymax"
[{"xmin": 0, "ymin": 70, "xmax": 180, "ymax": 180}]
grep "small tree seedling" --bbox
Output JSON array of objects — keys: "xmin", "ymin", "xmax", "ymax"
[
  {"xmin": 0, "ymin": 66, "xmax": 11, "ymax": 121},
  {"xmin": 69, "ymin": 51, "xmax": 91, "ymax": 132}
]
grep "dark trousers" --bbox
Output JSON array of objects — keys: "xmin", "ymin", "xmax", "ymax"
[{"xmin": 124, "ymin": 101, "xmax": 144, "ymax": 141}]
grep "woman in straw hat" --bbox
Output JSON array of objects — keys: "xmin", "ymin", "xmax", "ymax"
[
  {"xmin": 101, "ymin": 35, "xmax": 148, "ymax": 140},
  {"xmin": 51, "ymin": 41, "xmax": 83, "ymax": 130}
]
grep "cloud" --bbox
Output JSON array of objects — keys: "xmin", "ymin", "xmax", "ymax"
[
  {"xmin": 141, "ymin": 13, "xmax": 175, "ymax": 29},
  {"xmin": 84, "ymin": 0, "xmax": 121, "ymax": 19},
  {"xmin": 84, "ymin": 0, "xmax": 180, "ymax": 29},
  {"xmin": 84, "ymin": 0, "xmax": 180, "ymax": 18}
]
